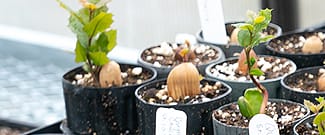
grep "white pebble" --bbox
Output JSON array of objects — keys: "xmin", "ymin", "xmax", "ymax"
[
  {"xmin": 318, "ymin": 32, "xmax": 325, "ymax": 40},
  {"xmin": 156, "ymin": 56, "xmax": 164, "ymax": 61},
  {"xmin": 299, "ymin": 36, "xmax": 306, "ymax": 42},
  {"xmin": 136, "ymin": 79, "xmax": 142, "ymax": 84},
  {"xmin": 308, "ymin": 74, "xmax": 314, "ymax": 79},
  {"xmin": 146, "ymin": 56, "xmax": 152, "ymax": 61},
  {"xmin": 132, "ymin": 67, "xmax": 143, "ymax": 76},
  {"xmin": 153, "ymin": 61, "xmax": 161, "ymax": 67},
  {"xmin": 261, "ymin": 62, "xmax": 272, "ymax": 72},
  {"xmin": 121, "ymin": 72, "xmax": 128, "ymax": 78},
  {"xmin": 75, "ymin": 74, "xmax": 83, "ymax": 80}
]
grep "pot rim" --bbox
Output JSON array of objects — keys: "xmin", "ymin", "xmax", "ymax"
[
  {"xmin": 266, "ymin": 31, "xmax": 325, "ymax": 56},
  {"xmin": 212, "ymin": 98, "xmax": 310, "ymax": 129},
  {"xmin": 196, "ymin": 22, "xmax": 282, "ymax": 45},
  {"xmin": 293, "ymin": 113, "xmax": 317, "ymax": 135},
  {"xmin": 134, "ymin": 78, "xmax": 232, "ymax": 107},
  {"xmin": 281, "ymin": 65, "xmax": 325, "ymax": 94},
  {"xmin": 205, "ymin": 55, "xmax": 297, "ymax": 83},
  {"xmin": 137, "ymin": 43, "xmax": 225, "ymax": 69},
  {"xmin": 62, "ymin": 62, "xmax": 157, "ymax": 90}
]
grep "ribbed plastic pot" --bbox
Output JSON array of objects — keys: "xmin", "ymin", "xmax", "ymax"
[
  {"xmin": 196, "ymin": 22, "xmax": 282, "ymax": 58},
  {"xmin": 212, "ymin": 99, "xmax": 310, "ymax": 135},
  {"xmin": 62, "ymin": 63, "xmax": 157, "ymax": 135},
  {"xmin": 205, "ymin": 55, "xmax": 297, "ymax": 101},
  {"xmin": 293, "ymin": 114, "xmax": 316, "ymax": 135},
  {"xmin": 266, "ymin": 31, "xmax": 325, "ymax": 69},
  {"xmin": 137, "ymin": 45, "xmax": 225, "ymax": 79},
  {"xmin": 280, "ymin": 66, "xmax": 325, "ymax": 104},
  {"xmin": 135, "ymin": 79, "xmax": 232, "ymax": 135}
]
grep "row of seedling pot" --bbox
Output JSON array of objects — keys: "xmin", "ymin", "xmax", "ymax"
[{"xmin": 56, "ymin": 1, "xmax": 324, "ymax": 134}]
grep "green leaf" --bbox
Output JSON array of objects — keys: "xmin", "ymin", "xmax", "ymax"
[
  {"xmin": 240, "ymin": 24, "xmax": 254, "ymax": 31},
  {"xmin": 106, "ymin": 29, "xmax": 117, "ymax": 52},
  {"xmin": 250, "ymin": 68, "xmax": 264, "ymax": 77},
  {"xmin": 237, "ymin": 29, "xmax": 251, "ymax": 47},
  {"xmin": 238, "ymin": 88, "xmax": 263, "ymax": 119},
  {"xmin": 249, "ymin": 57, "xmax": 256, "ymax": 67},
  {"xmin": 316, "ymin": 97, "xmax": 325, "ymax": 103},
  {"xmin": 304, "ymin": 99, "xmax": 318, "ymax": 113},
  {"xmin": 75, "ymin": 41, "xmax": 87, "ymax": 63},
  {"xmin": 313, "ymin": 112, "xmax": 325, "ymax": 135},
  {"xmin": 259, "ymin": 35, "xmax": 274, "ymax": 43},
  {"xmin": 84, "ymin": 12, "xmax": 113, "ymax": 37},
  {"xmin": 89, "ymin": 52, "xmax": 108, "ymax": 65},
  {"xmin": 69, "ymin": 14, "xmax": 88, "ymax": 47}
]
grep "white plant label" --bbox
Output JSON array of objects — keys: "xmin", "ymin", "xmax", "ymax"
[
  {"xmin": 156, "ymin": 107, "xmax": 187, "ymax": 135},
  {"xmin": 197, "ymin": 0, "xmax": 227, "ymax": 44},
  {"xmin": 249, "ymin": 114, "xmax": 279, "ymax": 135}
]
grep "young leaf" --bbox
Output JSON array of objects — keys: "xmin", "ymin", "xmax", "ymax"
[
  {"xmin": 89, "ymin": 52, "xmax": 109, "ymax": 65},
  {"xmin": 316, "ymin": 97, "xmax": 325, "ymax": 103},
  {"xmin": 237, "ymin": 29, "xmax": 251, "ymax": 47},
  {"xmin": 75, "ymin": 41, "xmax": 87, "ymax": 63},
  {"xmin": 250, "ymin": 68, "xmax": 264, "ymax": 77},
  {"xmin": 313, "ymin": 112, "xmax": 325, "ymax": 135},
  {"xmin": 259, "ymin": 35, "xmax": 274, "ymax": 43},
  {"xmin": 238, "ymin": 88, "xmax": 263, "ymax": 119},
  {"xmin": 84, "ymin": 12, "xmax": 113, "ymax": 37},
  {"xmin": 249, "ymin": 57, "xmax": 256, "ymax": 67},
  {"xmin": 106, "ymin": 29, "xmax": 117, "ymax": 52}
]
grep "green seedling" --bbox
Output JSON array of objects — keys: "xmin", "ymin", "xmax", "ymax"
[
  {"xmin": 314, "ymin": 112, "xmax": 325, "ymax": 135},
  {"xmin": 304, "ymin": 96, "xmax": 325, "ymax": 114},
  {"xmin": 56, "ymin": 0, "xmax": 119, "ymax": 87},
  {"xmin": 304, "ymin": 97, "xmax": 325, "ymax": 135},
  {"xmin": 236, "ymin": 9, "xmax": 274, "ymax": 119}
]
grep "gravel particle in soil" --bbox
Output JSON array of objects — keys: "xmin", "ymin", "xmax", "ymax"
[
  {"xmin": 209, "ymin": 56, "xmax": 294, "ymax": 81},
  {"xmin": 141, "ymin": 42, "xmax": 220, "ymax": 67},
  {"xmin": 139, "ymin": 81, "xmax": 228, "ymax": 105},
  {"xmin": 214, "ymin": 101, "xmax": 308, "ymax": 134},
  {"xmin": 269, "ymin": 32, "xmax": 325, "ymax": 54}
]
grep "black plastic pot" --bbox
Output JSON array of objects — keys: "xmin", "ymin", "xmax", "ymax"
[
  {"xmin": 23, "ymin": 120, "xmax": 62, "ymax": 135},
  {"xmin": 280, "ymin": 66, "xmax": 325, "ymax": 104},
  {"xmin": 212, "ymin": 99, "xmax": 310, "ymax": 135},
  {"xmin": 196, "ymin": 22, "xmax": 282, "ymax": 58},
  {"xmin": 0, "ymin": 118, "xmax": 37, "ymax": 135},
  {"xmin": 135, "ymin": 79, "xmax": 232, "ymax": 135},
  {"xmin": 266, "ymin": 31, "xmax": 325, "ymax": 69},
  {"xmin": 137, "ymin": 44, "xmax": 225, "ymax": 79},
  {"xmin": 293, "ymin": 114, "xmax": 316, "ymax": 135},
  {"xmin": 205, "ymin": 55, "xmax": 297, "ymax": 101},
  {"xmin": 62, "ymin": 63, "xmax": 157, "ymax": 135}
]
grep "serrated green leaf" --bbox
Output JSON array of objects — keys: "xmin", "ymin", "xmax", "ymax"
[
  {"xmin": 250, "ymin": 68, "xmax": 264, "ymax": 77},
  {"xmin": 316, "ymin": 97, "xmax": 325, "ymax": 103},
  {"xmin": 69, "ymin": 14, "xmax": 88, "ymax": 47},
  {"xmin": 89, "ymin": 52, "xmax": 108, "ymax": 65},
  {"xmin": 260, "ymin": 35, "xmax": 274, "ymax": 43},
  {"xmin": 106, "ymin": 29, "xmax": 117, "ymax": 52},
  {"xmin": 238, "ymin": 88, "xmax": 263, "ymax": 119},
  {"xmin": 75, "ymin": 41, "xmax": 87, "ymax": 63},
  {"xmin": 93, "ymin": 32, "xmax": 109, "ymax": 52},
  {"xmin": 84, "ymin": 12, "xmax": 113, "ymax": 37},
  {"xmin": 240, "ymin": 24, "xmax": 254, "ymax": 31},
  {"xmin": 304, "ymin": 99, "xmax": 318, "ymax": 113},
  {"xmin": 313, "ymin": 112, "xmax": 325, "ymax": 135},
  {"xmin": 237, "ymin": 29, "xmax": 251, "ymax": 47}
]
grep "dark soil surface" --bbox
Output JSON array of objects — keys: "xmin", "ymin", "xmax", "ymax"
[
  {"xmin": 295, "ymin": 121, "xmax": 319, "ymax": 135},
  {"xmin": 0, "ymin": 126, "xmax": 28, "ymax": 135},
  {"xmin": 139, "ymin": 81, "xmax": 229, "ymax": 105},
  {"xmin": 214, "ymin": 101, "xmax": 308, "ymax": 134},
  {"xmin": 140, "ymin": 42, "xmax": 220, "ymax": 67},
  {"xmin": 209, "ymin": 56, "xmax": 295, "ymax": 81},
  {"xmin": 72, "ymin": 65, "xmax": 154, "ymax": 87},
  {"xmin": 286, "ymin": 68, "xmax": 325, "ymax": 92},
  {"xmin": 268, "ymin": 32, "xmax": 325, "ymax": 54}
]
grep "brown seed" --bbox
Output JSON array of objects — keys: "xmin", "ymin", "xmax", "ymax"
[
  {"xmin": 318, "ymin": 74, "xmax": 325, "ymax": 91},
  {"xmin": 237, "ymin": 49, "xmax": 258, "ymax": 75},
  {"xmin": 302, "ymin": 36, "xmax": 323, "ymax": 53},
  {"xmin": 230, "ymin": 28, "xmax": 240, "ymax": 44},
  {"xmin": 99, "ymin": 61, "xmax": 123, "ymax": 87}
]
